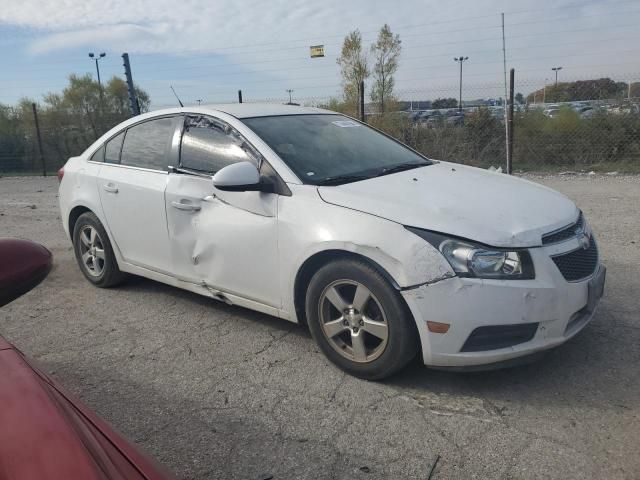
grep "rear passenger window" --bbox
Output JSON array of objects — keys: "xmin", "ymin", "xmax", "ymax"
[
  {"xmin": 90, "ymin": 145, "xmax": 104, "ymax": 162},
  {"xmin": 180, "ymin": 116, "xmax": 259, "ymax": 173},
  {"xmin": 104, "ymin": 131, "xmax": 124, "ymax": 164},
  {"xmin": 120, "ymin": 117, "xmax": 176, "ymax": 170}
]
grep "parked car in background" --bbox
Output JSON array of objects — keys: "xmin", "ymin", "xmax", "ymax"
[
  {"xmin": 0, "ymin": 238, "xmax": 173, "ymax": 480},
  {"xmin": 59, "ymin": 104, "xmax": 605, "ymax": 379},
  {"xmin": 543, "ymin": 106, "xmax": 560, "ymax": 117}
]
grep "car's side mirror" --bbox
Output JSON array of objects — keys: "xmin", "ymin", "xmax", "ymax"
[
  {"xmin": 212, "ymin": 161, "xmax": 261, "ymax": 192},
  {"xmin": 0, "ymin": 238, "xmax": 52, "ymax": 308}
]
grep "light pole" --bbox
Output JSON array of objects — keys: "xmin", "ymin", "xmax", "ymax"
[
  {"xmin": 551, "ymin": 66, "xmax": 562, "ymax": 86},
  {"xmin": 89, "ymin": 52, "xmax": 106, "ymax": 89},
  {"xmin": 286, "ymin": 89, "xmax": 294, "ymax": 104},
  {"xmin": 454, "ymin": 56, "xmax": 469, "ymax": 112}
]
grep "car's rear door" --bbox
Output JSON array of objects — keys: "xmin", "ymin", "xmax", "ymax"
[
  {"xmin": 97, "ymin": 115, "xmax": 181, "ymax": 274},
  {"xmin": 165, "ymin": 114, "xmax": 280, "ymax": 310}
]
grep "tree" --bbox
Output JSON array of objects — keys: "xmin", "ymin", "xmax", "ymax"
[
  {"xmin": 336, "ymin": 30, "xmax": 369, "ymax": 115},
  {"xmin": 370, "ymin": 24, "xmax": 401, "ymax": 114},
  {"xmin": 515, "ymin": 92, "xmax": 524, "ymax": 104},
  {"xmin": 526, "ymin": 78, "xmax": 629, "ymax": 103},
  {"xmin": 0, "ymin": 74, "xmax": 151, "ymax": 174},
  {"xmin": 432, "ymin": 98, "xmax": 458, "ymax": 109}
]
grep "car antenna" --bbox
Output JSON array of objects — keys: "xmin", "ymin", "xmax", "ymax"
[{"xmin": 170, "ymin": 85, "xmax": 184, "ymax": 107}]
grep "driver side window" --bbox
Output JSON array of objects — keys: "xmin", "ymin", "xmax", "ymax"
[{"xmin": 180, "ymin": 115, "xmax": 260, "ymax": 174}]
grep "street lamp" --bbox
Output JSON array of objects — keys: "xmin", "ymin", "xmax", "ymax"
[
  {"xmin": 551, "ymin": 66, "xmax": 562, "ymax": 86},
  {"xmin": 88, "ymin": 52, "xmax": 106, "ymax": 89},
  {"xmin": 286, "ymin": 89, "xmax": 294, "ymax": 104},
  {"xmin": 454, "ymin": 56, "xmax": 469, "ymax": 112}
]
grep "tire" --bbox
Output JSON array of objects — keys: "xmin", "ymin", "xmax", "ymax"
[
  {"xmin": 72, "ymin": 212, "xmax": 126, "ymax": 287},
  {"xmin": 305, "ymin": 259, "xmax": 418, "ymax": 380}
]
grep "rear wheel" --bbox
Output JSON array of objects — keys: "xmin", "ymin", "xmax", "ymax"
[
  {"xmin": 305, "ymin": 259, "xmax": 418, "ymax": 380},
  {"xmin": 72, "ymin": 212, "xmax": 126, "ymax": 287}
]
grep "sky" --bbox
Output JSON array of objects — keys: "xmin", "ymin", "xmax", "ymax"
[{"xmin": 1, "ymin": 0, "xmax": 639, "ymax": 108}]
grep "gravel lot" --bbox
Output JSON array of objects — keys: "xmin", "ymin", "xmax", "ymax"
[{"xmin": 1, "ymin": 174, "xmax": 639, "ymax": 479}]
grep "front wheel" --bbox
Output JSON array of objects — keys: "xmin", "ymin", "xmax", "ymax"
[{"xmin": 305, "ymin": 259, "xmax": 418, "ymax": 380}]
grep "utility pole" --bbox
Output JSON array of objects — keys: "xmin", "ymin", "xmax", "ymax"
[
  {"xmin": 122, "ymin": 53, "xmax": 140, "ymax": 116},
  {"xmin": 454, "ymin": 56, "xmax": 469, "ymax": 113},
  {"xmin": 507, "ymin": 69, "xmax": 515, "ymax": 175},
  {"xmin": 543, "ymin": 78, "xmax": 548, "ymax": 104},
  {"xmin": 551, "ymin": 66, "xmax": 562, "ymax": 86},
  {"xmin": 31, "ymin": 103, "xmax": 46, "ymax": 177},
  {"xmin": 359, "ymin": 80, "xmax": 365, "ymax": 122},
  {"xmin": 238, "ymin": 90, "xmax": 243, "ymax": 103},
  {"xmin": 501, "ymin": 12, "xmax": 509, "ymax": 160},
  {"xmin": 286, "ymin": 89, "xmax": 294, "ymax": 104}
]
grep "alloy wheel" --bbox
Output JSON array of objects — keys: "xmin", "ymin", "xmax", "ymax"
[
  {"xmin": 318, "ymin": 279, "xmax": 389, "ymax": 363},
  {"xmin": 78, "ymin": 225, "xmax": 105, "ymax": 277}
]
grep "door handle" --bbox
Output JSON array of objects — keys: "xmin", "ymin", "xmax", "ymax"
[
  {"xmin": 103, "ymin": 184, "xmax": 118, "ymax": 193},
  {"xmin": 171, "ymin": 200, "xmax": 201, "ymax": 212}
]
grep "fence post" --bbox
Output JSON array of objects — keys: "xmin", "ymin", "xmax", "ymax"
[
  {"xmin": 359, "ymin": 80, "xmax": 365, "ymax": 122},
  {"xmin": 31, "ymin": 103, "xmax": 46, "ymax": 177},
  {"xmin": 507, "ymin": 68, "xmax": 515, "ymax": 175},
  {"xmin": 238, "ymin": 90, "xmax": 243, "ymax": 103},
  {"xmin": 122, "ymin": 53, "xmax": 140, "ymax": 116}
]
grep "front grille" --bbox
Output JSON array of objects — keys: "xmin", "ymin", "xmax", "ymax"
[
  {"xmin": 460, "ymin": 323, "xmax": 539, "ymax": 352},
  {"xmin": 542, "ymin": 213, "xmax": 584, "ymax": 245},
  {"xmin": 551, "ymin": 238, "xmax": 598, "ymax": 281}
]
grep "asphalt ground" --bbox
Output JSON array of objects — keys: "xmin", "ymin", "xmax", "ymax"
[{"xmin": 0, "ymin": 173, "xmax": 638, "ymax": 479}]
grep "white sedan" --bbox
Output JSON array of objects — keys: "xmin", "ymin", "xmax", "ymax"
[{"xmin": 58, "ymin": 104, "xmax": 605, "ymax": 379}]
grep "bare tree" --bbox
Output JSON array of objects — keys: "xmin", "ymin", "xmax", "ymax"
[
  {"xmin": 336, "ymin": 30, "xmax": 369, "ymax": 114},
  {"xmin": 370, "ymin": 24, "xmax": 401, "ymax": 114}
]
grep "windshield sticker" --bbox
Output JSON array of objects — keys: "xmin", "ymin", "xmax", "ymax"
[{"xmin": 332, "ymin": 120, "xmax": 361, "ymax": 128}]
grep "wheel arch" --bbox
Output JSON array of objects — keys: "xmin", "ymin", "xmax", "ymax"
[
  {"xmin": 68, "ymin": 205, "xmax": 92, "ymax": 238},
  {"xmin": 293, "ymin": 249, "xmax": 401, "ymax": 326}
]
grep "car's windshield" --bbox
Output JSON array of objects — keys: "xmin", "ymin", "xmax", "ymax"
[{"xmin": 242, "ymin": 114, "xmax": 432, "ymax": 185}]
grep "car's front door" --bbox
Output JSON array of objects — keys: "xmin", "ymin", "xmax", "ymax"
[
  {"xmin": 97, "ymin": 116, "xmax": 181, "ymax": 273},
  {"xmin": 165, "ymin": 115, "xmax": 280, "ymax": 309}
]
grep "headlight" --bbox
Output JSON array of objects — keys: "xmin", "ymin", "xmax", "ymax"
[{"xmin": 406, "ymin": 227, "xmax": 535, "ymax": 280}]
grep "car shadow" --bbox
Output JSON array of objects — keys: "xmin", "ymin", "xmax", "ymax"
[
  {"xmin": 107, "ymin": 264, "xmax": 637, "ymax": 412},
  {"xmin": 118, "ymin": 273, "xmax": 311, "ymax": 338},
  {"xmin": 388, "ymin": 306, "xmax": 637, "ymax": 412}
]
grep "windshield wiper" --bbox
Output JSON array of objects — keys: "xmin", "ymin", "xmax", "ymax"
[
  {"xmin": 376, "ymin": 162, "xmax": 428, "ymax": 177},
  {"xmin": 316, "ymin": 174, "xmax": 372, "ymax": 186}
]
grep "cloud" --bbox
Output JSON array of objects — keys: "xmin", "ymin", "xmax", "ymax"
[
  {"xmin": 1, "ymin": 0, "xmax": 638, "ymax": 104},
  {"xmin": 27, "ymin": 23, "xmax": 171, "ymax": 54}
]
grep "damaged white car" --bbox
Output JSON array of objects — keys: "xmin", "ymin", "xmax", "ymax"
[{"xmin": 58, "ymin": 104, "xmax": 605, "ymax": 379}]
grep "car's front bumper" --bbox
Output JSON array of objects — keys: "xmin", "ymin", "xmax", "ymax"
[{"xmin": 402, "ymin": 243, "xmax": 605, "ymax": 368}]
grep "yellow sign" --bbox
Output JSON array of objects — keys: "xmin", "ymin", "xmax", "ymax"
[{"xmin": 310, "ymin": 45, "xmax": 325, "ymax": 58}]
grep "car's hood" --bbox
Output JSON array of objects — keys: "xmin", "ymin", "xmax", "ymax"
[
  {"xmin": 317, "ymin": 161, "xmax": 578, "ymax": 247},
  {"xmin": 0, "ymin": 337, "xmax": 172, "ymax": 480}
]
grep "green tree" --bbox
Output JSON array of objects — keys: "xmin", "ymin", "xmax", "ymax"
[
  {"xmin": 515, "ymin": 92, "xmax": 524, "ymax": 104},
  {"xmin": 526, "ymin": 78, "xmax": 630, "ymax": 103},
  {"xmin": 0, "ymin": 74, "xmax": 151, "ymax": 174},
  {"xmin": 370, "ymin": 24, "xmax": 401, "ymax": 114},
  {"xmin": 336, "ymin": 30, "xmax": 369, "ymax": 116},
  {"xmin": 432, "ymin": 98, "xmax": 458, "ymax": 109}
]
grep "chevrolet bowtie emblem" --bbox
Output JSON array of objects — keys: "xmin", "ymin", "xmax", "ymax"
[{"xmin": 577, "ymin": 231, "xmax": 590, "ymax": 250}]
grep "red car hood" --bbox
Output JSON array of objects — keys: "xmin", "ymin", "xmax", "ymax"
[{"xmin": 0, "ymin": 337, "xmax": 172, "ymax": 480}]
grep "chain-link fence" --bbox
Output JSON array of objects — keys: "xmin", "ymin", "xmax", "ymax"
[{"xmin": 2, "ymin": 75, "xmax": 639, "ymax": 175}]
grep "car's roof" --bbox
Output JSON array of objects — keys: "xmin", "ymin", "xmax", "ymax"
[{"xmin": 150, "ymin": 103, "xmax": 333, "ymax": 119}]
